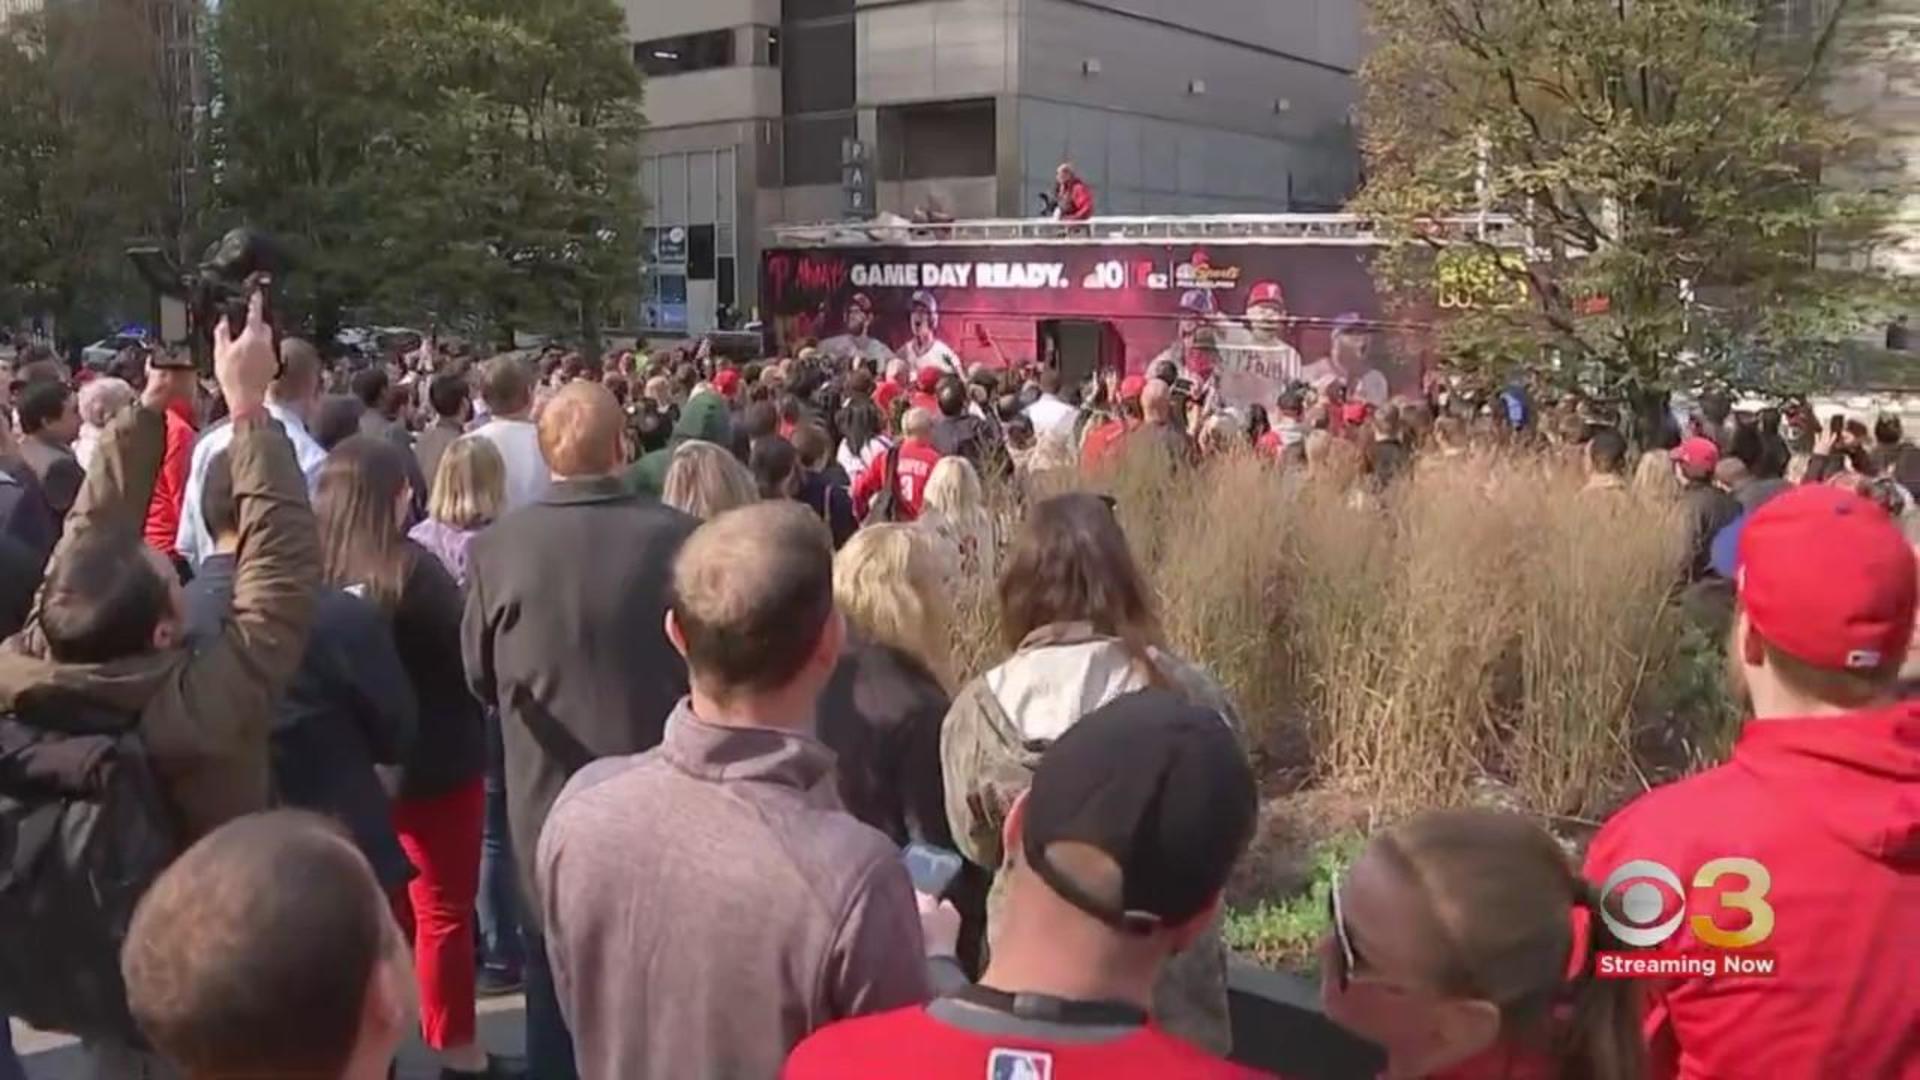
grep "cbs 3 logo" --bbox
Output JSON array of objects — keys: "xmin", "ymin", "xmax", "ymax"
[{"xmin": 1597, "ymin": 858, "xmax": 1775, "ymax": 949}]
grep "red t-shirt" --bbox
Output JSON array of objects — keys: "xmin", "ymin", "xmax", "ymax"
[
  {"xmin": 851, "ymin": 438, "xmax": 942, "ymax": 521},
  {"xmin": 784, "ymin": 1004, "xmax": 1269, "ymax": 1079},
  {"xmin": 1080, "ymin": 419, "xmax": 1131, "ymax": 470}
]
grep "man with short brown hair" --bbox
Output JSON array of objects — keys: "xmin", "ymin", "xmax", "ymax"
[
  {"xmin": 538, "ymin": 502, "xmax": 937, "ymax": 1079},
  {"xmin": 122, "ymin": 811, "xmax": 414, "ymax": 1080},
  {"xmin": 471, "ymin": 355, "xmax": 548, "ymax": 511}
]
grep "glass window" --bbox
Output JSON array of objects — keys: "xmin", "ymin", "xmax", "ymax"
[
  {"xmin": 688, "ymin": 225, "xmax": 716, "ymax": 281},
  {"xmin": 879, "ymin": 99, "xmax": 997, "ymax": 181},
  {"xmin": 784, "ymin": 0, "xmax": 852, "ymax": 19},
  {"xmin": 755, "ymin": 26, "xmax": 781, "ymax": 67},
  {"xmin": 689, "ymin": 151, "xmax": 717, "ymax": 224},
  {"xmin": 640, "ymin": 156, "xmax": 660, "ymax": 207},
  {"xmin": 635, "ymin": 29, "xmax": 734, "ymax": 77},
  {"xmin": 782, "ymin": 114, "xmax": 855, "ymax": 187},
  {"xmin": 656, "ymin": 154, "xmax": 688, "ymax": 225},
  {"xmin": 718, "ymin": 148, "xmax": 737, "ymax": 225},
  {"xmin": 781, "ymin": 20, "xmax": 853, "ymax": 114},
  {"xmin": 718, "ymin": 257, "xmax": 737, "ymax": 309}
]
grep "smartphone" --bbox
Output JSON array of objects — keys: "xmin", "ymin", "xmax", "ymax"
[{"xmin": 903, "ymin": 842, "xmax": 963, "ymax": 898}]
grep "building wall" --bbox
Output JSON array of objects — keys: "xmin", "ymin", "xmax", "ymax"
[
  {"xmin": 630, "ymin": 0, "xmax": 1366, "ymax": 332},
  {"xmin": 851, "ymin": 0, "xmax": 1361, "ymax": 218}
]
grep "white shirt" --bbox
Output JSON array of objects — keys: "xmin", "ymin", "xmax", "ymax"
[
  {"xmin": 177, "ymin": 401, "xmax": 328, "ymax": 568},
  {"xmin": 904, "ymin": 337, "xmax": 963, "ymax": 379},
  {"xmin": 836, "ymin": 436, "xmax": 892, "ymax": 482},
  {"xmin": 471, "ymin": 417, "xmax": 551, "ymax": 512},
  {"xmin": 1025, "ymin": 394, "xmax": 1078, "ymax": 442}
]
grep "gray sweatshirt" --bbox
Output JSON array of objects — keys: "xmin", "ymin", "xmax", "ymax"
[{"xmin": 537, "ymin": 701, "xmax": 931, "ymax": 1079}]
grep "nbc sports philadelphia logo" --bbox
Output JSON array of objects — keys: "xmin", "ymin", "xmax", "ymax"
[{"xmin": 1593, "ymin": 857, "xmax": 1778, "ymax": 979}]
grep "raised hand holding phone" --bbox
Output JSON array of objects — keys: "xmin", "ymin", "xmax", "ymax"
[{"xmin": 215, "ymin": 284, "xmax": 277, "ymax": 422}]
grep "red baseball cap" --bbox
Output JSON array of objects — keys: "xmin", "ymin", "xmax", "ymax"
[
  {"xmin": 915, "ymin": 366, "xmax": 942, "ymax": 392},
  {"xmin": 874, "ymin": 380, "xmax": 903, "ymax": 411},
  {"xmin": 1247, "ymin": 281, "xmax": 1286, "ymax": 310},
  {"xmin": 1341, "ymin": 401, "xmax": 1371, "ymax": 426},
  {"xmin": 1670, "ymin": 436, "xmax": 1719, "ymax": 473},
  {"xmin": 1737, "ymin": 485, "xmax": 1918, "ymax": 671},
  {"xmin": 1119, "ymin": 375, "xmax": 1147, "ymax": 401},
  {"xmin": 712, "ymin": 369, "xmax": 741, "ymax": 398}
]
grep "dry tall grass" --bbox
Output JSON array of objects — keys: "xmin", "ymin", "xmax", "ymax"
[{"xmin": 956, "ymin": 439, "xmax": 1695, "ymax": 821}]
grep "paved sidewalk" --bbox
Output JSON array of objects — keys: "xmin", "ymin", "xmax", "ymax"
[{"xmin": 14, "ymin": 996, "xmax": 527, "ymax": 1079}]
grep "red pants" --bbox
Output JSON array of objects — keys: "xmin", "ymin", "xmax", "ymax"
[{"xmin": 392, "ymin": 777, "xmax": 484, "ymax": 1050}]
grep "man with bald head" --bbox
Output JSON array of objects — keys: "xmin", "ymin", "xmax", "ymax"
[
  {"xmin": 1137, "ymin": 378, "xmax": 1197, "ymax": 469},
  {"xmin": 462, "ymin": 379, "xmax": 698, "ymax": 1080},
  {"xmin": 538, "ymin": 502, "xmax": 935, "ymax": 1079}
]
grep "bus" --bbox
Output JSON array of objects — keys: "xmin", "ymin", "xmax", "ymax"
[{"xmin": 759, "ymin": 213, "xmax": 1529, "ymax": 408}]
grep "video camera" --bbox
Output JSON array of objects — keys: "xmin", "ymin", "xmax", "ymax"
[{"xmin": 127, "ymin": 226, "xmax": 290, "ymax": 372}]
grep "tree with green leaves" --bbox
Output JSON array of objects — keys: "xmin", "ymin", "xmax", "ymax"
[
  {"xmin": 205, "ymin": 0, "xmax": 645, "ymax": 351},
  {"xmin": 0, "ymin": 1, "xmax": 193, "ymax": 345},
  {"xmin": 1356, "ymin": 0, "xmax": 1913, "ymax": 431}
]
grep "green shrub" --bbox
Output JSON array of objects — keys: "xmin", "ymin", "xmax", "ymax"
[{"xmin": 1224, "ymin": 832, "xmax": 1366, "ymax": 973}]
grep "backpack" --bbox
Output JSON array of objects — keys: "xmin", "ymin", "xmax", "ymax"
[
  {"xmin": 0, "ymin": 700, "xmax": 178, "ymax": 1043},
  {"xmin": 862, "ymin": 444, "xmax": 904, "ymax": 526}
]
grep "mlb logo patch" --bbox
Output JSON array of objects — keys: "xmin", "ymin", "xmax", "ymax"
[{"xmin": 988, "ymin": 1047, "xmax": 1053, "ymax": 1080}]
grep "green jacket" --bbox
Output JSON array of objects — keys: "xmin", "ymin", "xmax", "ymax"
[
  {"xmin": 939, "ymin": 621, "xmax": 1243, "ymax": 1054},
  {"xmin": 626, "ymin": 391, "xmax": 733, "ymax": 498}
]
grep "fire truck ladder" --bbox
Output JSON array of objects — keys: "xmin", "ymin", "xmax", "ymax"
[{"xmin": 768, "ymin": 213, "xmax": 1530, "ymax": 250}]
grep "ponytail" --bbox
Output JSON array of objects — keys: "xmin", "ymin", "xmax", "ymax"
[{"xmin": 1554, "ymin": 882, "xmax": 1647, "ymax": 1080}]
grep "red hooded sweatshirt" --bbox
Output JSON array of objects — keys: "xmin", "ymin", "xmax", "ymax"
[
  {"xmin": 143, "ymin": 397, "xmax": 197, "ymax": 559},
  {"xmin": 1582, "ymin": 702, "xmax": 1920, "ymax": 1079}
]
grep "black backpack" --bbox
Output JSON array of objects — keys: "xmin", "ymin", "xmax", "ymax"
[
  {"xmin": 862, "ymin": 444, "xmax": 904, "ymax": 526},
  {"xmin": 0, "ymin": 699, "xmax": 178, "ymax": 1043}
]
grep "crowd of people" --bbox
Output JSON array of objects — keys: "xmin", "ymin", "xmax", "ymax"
[{"xmin": 0, "ymin": 298, "xmax": 1913, "ymax": 1080}]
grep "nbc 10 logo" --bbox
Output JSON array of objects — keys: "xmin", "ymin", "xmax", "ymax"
[{"xmin": 1598, "ymin": 857, "xmax": 1776, "ymax": 950}]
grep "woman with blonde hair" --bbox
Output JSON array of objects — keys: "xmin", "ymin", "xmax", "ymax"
[
  {"xmin": 409, "ymin": 435, "xmax": 506, "ymax": 587},
  {"xmin": 1632, "ymin": 449, "xmax": 1679, "ymax": 498},
  {"xmin": 662, "ymin": 439, "xmax": 758, "ymax": 520},
  {"xmin": 919, "ymin": 455, "xmax": 997, "ymax": 584},
  {"xmin": 817, "ymin": 524, "xmax": 984, "ymax": 966}
]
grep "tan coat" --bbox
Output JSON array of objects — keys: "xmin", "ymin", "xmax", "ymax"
[
  {"xmin": 939, "ymin": 622, "xmax": 1243, "ymax": 1054},
  {"xmin": 0, "ymin": 406, "xmax": 317, "ymax": 841}
]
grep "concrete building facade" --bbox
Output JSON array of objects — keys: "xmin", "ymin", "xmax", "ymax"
[{"xmin": 627, "ymin": 0, "xmax": 1363, "ymax": 335}]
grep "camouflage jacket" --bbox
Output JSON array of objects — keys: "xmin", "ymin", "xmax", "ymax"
[{"xmin": 938, "ymin": 621, "xmax": 1243, "ymax": 1054}]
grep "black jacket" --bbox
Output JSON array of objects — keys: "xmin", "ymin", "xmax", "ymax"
[
  {"xmin": 931, "ymin": 414, "xmax": 998, "ymax": 471},
  {"xmin": 815, "ymin": 640, "xmax": 987, "ymax": 971},
  {"xmin": 0, "ymin": 458, "xmax": 57, "ymax": 564},
  {"xmin": 798, "ymin": 470, "xmax": 857, "ymax": 549},
  {"xmin": 816, "ymin": 642, "xmax": 952, "ymax": 849},
  {"xmin": 393, "ymin": 545, "xmax": 485, "ymax": 800},
  {"xmin": 1681, "ymin": 482, "xmax": 1742, "ymax": 582},
  {"xmin": 462, "ymin": 476, "xmax": 698, "ymax": 922},
  {"xmin": 0, "ymin": 533, "xmax": 42, "ymax": 642},
  {"xmin": 185, "ymin": 555, "xmax": 418, "ymax": 889}
]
